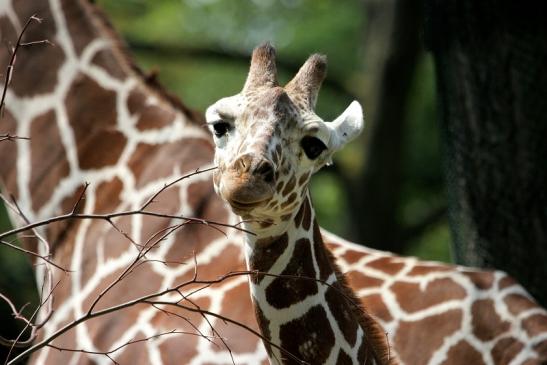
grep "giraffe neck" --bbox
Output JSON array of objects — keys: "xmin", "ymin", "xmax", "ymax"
[
  {"xmin": 243, "ymin": 194, "xmax": 393, "ymax": 365},
  {"xmin": 0, "ymin": 0, "xmax": 202, "ymax": 222}
]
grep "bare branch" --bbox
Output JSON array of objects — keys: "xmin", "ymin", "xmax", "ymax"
[
  {"xmin": 0, "ymin": 206, "xmax": 252, "ymax": 243},
  {"xmin": 46, "ymin": 329, "xmax": 209, "ymax": 365},
  {"xmin": 6, "ymin": 267, "xmax": 342, "ymax": 364},
  {"xmin": 1, "ymin": 15, "xmax": 50, "ymax": 120},
  {"xmin": 140, "ymin": 166, "xmax": 217, "ymax": 210},
  {"xmin": 0, "ymin": 134, "xmax": 30, "ymax": 142}
]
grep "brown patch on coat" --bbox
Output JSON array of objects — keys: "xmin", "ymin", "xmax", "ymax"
[
  {"xmin": 280, "ymin": 192, "xmax": 297, "ymax": 209},
  {"xmin": 471, "ymin": 299, "xmax": 510, "ymax": 341},
  {"xmin": 279, "ymin": 305, "xmax": 334, "ymax": 364},
  {"xmin": 326, "ymin": 284, "xmax": 358, "ymax": 346},
  {"xmin": 294, "ymin": 200, "xmax": 306, "ymax": 227},
  {"xmin": 406, "ymin": 264, "xmax": 453, "ymax": 276},
  {"xmin": 312, "ymin": 221, "xmax": 334, "ymax": 281},
  {"xmin": 533, "ymin": 341, "xmax": 547, "ymax": 361},
  {"xmin": 347, "ymin": 271, "xmax": 384, "ymax": 289},
  {"xmin": 159, "ymin": 335, "xmax": 198, "ymax": 364},
  {"xmin": 336, "ymin": 350, "xmax": 353, "ymax": 365},
  {"xmin": 29, "ymin": 110, "xmax": 70, "ymax": 211},
  {"xmin": 362, "ymin": 294, "xmax": 393, "ymax": 322},
  {"xmin": 339, "ymin": 249, "xmax": 373, "ymax": 265},
  {"xmin": 212, "ymin": 281, "xmax": 261, "ymax": 354},
  {"xmin": 491, "ymin": 337, "xmax": 524, "ymax": 364},
  {"xmin": 294, "ymin": 197, "xmax": 311, "ymax": 230},
  {"xmin": 61, "ymin": 0, "xmax": 97, "ymax": 55},
  {"xmin": 0, "ymin": 109, "xmax": 18, "ymax": 197},
  {"xmin": 254, "ymin": 304, "xmax": 273, "ymax": 356},
  {"xmin": 391, "ymin": 278, "xmax": 466, "ymax": 313},
  {"xmin": 367, "ymin": 257, "xmax": 405, "ymax": 275},
  {"xmin": 462, "ymin": 271, "xmax": 495, "ymax": 289},
  {"xmin": 522, "ymin": 313, "xmax": 547, "ymax": 337},
  {"xmin": 504, "ymin": 293, "xmax": 539, "ymax": 316},
  {"xmin": 153, "ymin": 296, "xmax": 211, "ymax": 363},
  {"xmin": 128, "ymin": 138, "xmax": 212, "ymax": 189},
  {"xmin": 136, "ymin": 102, "xmax": 176, "ymax": 131},
  {"xmin": 395, "ymin": 309, "xmax": 463, "ymax": 364},
  {"xmin": 440, "ymin": 340, "xmax": 485, "ymax": 365},
  {"xmin": 94, "ymin": 177, "xmax": 123, "ymax": 214},
  {"xmin": 127, "ymin": 88, "xmax": 146, "ymax": 114},
  {"xmin": 91, "ymin": 306, "xmax": 153, "ymax": 354},
  {"xmin": 83, "ymin": 259, "xmax": 164, "ymax": 311},
  {"xmin": 298, "ymin": 172, "xmax": 310, "ymax": 186},
  {"xmin": 0, "ymin": 16, "xmax": 17, "ymax": 69},
  {"xmin": 499, "ymin": 275, "xmax": 518, "ymax": 289},
  {"xmin": 301, "ymin": 198, "xmax": 312, "ymax": 230},
  {"xmin": 266, "ymin": 238, "xmax": 318, "ymax": 309},
  {"xmin": 249, "ymin": 233, "xmax": 289, "ymax": 283},
  {"xmin": 91, "ymin": 49, "xmax": 125, "ymax": 80},
  {"xmin": 281, "ymin": 175, "xmax": 296, "ymax": 196},
  {"xmin": 66, "ymin": 73, "xmax": 127, "ymax": 169},
  {"xmin": 11, "ymin": 1, "xmax": 65, "ymax": 97},
  {"xmin": 186, "ymin": 180, "xmax": 215, "ymax": 216}
]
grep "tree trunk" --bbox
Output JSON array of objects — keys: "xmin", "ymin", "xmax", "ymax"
[
  {"xmin": 348, "ymin": 0, "xmax": 423, "ymax": 252},
  {"xmin": 426, "ymin": 0, "xmax": 547, "ymax": 306}
]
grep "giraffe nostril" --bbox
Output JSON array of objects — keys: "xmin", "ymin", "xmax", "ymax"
[
  {"xmin": 234, "ymin": 154, "xmax": 253, "ymax": 173},
  {"xmin": 255, "ymin": 160, "xmax": 275, "ymax": 184}
]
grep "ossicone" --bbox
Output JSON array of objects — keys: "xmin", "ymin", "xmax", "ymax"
[
  {"xmin": 285, "ymin": 53, "xmax": 327, "ymax": 109},
  {"xmin": 243, "ymin": 42, "xmax": 278, "ymax": 93}
]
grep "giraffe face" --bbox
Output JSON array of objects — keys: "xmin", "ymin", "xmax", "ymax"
[{"xmin": 205, "ymin": 44, "xmax": 363, "ymax": 222}]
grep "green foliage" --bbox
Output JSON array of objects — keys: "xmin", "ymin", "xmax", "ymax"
[
  {"xmin": 99, "ymin": 0, "xmax": 363, "ymax": 79},
  {"xmin": 404, "ymin": 223, "xmax": 451, "ymax": 263},
  {"xmin": 99, "ymin": 0, "xmax": 450, "ymax": 261},
  {"xmin": 310, "ymin": 170, "xmax": 350, "ymax": 234},
  {"xmin": 0, "ymin": 203, "xmax": 39, "ymax": 323}
]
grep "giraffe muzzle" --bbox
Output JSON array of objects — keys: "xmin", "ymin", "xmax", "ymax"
[{"xmin": 220, "ymin": 154, "xmax": 276, "ymax": 212}]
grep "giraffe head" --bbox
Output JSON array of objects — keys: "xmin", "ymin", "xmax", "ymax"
[{"xmin": 206, "ymin": 43, "xmax": 363, "ymax": 229}]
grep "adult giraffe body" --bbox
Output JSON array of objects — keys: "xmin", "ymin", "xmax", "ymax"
[{"xmin": 0, "ymin": 1, "xmax": 546, "ymax": 365}]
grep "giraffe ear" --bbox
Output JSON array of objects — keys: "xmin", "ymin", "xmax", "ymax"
[{"xmin": 328, "ymin": 101, "xmax": 364, "ymax": 151}]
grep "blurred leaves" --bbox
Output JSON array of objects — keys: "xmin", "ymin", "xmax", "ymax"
[{"xmin": 96, "ymin": 0, "xmax": 451, "ymax": 259}]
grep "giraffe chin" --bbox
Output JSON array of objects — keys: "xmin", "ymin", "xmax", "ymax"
[
  {"xmin": 226, "ymin": 198, "xmax": 268, "ymax": 214},
  {"xmin": 219, "ymin": 177, "xmax": 274, "ymax": 215}
]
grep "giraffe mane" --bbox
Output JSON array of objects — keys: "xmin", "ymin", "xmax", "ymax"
[
  {"xmin": 317, "ymin": 225, "xmax": 398, "ymax": 364},
  {"xmin": 329, "ymin": 254, "xmax": 398, "ymax": 364}
]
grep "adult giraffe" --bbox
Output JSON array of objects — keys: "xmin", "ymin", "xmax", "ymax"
[{"xmin": 0, "ymin": 1, "xmax": 546, "ymax": 365}]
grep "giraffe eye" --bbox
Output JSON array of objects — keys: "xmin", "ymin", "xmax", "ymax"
[
  {"xmin": 301, "ymin": 136, "xmax": 327, "ymax": 160},
  {"xmin": 212, "ymin": 121, "xmax": 231, "ymax": 137}
]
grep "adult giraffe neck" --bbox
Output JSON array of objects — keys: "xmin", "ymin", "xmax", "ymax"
[
  {"xmin": 242, "ymin": 194, "xmax": 395, "ymax": 365},
  {"xmin": 0, "ymin": 0, "xmax": 204, "ymax": 224}
]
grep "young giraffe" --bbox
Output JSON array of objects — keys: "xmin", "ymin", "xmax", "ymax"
[
  {"xmin": 206, "ymin": 44, "xmax": 395, "ymax": 365},
  {"xmin": 1, "ymin": 1, "xmax": 547, "ymax": 364}
]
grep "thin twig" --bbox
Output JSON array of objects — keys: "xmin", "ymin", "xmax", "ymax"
[
  {"xmin": 140, "ymin": 166, "xmax": 217, "ymax": 210},
  {"xmin": 0, "ymin": 134, "xmax": 30, "ymax": 142},
  {"xmin": 1, "ymin": 15, "xmax": 49, "ymax": 119},
  {"xmin": 46, "ymin": 330, "xmax": 208, "ymax": 365},
  {"xmin": 0, "ymin": 207, "xmax": 252, "ymax": 242}
]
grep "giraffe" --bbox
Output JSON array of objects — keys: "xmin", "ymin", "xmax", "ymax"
[
  {"xmin": 0, "ymin": 1, "xmax": 546, "ymax": 365},
  {"xmin": 205, "ymin": 44, "xmax": 396, "ymax": 365}
]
